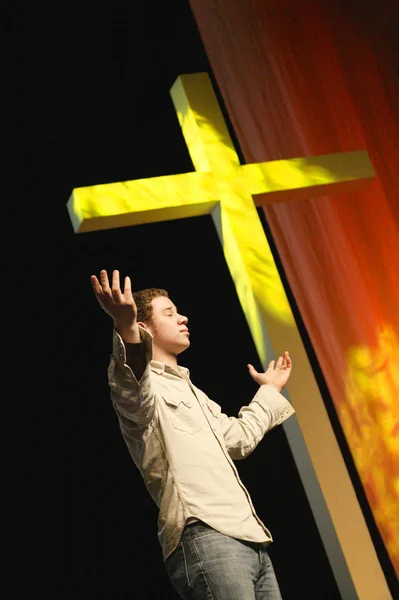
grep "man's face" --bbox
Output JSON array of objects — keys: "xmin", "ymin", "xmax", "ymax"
[{"xmin": 145, "ymin": 296, "xmax": 190, "ymax": 355}]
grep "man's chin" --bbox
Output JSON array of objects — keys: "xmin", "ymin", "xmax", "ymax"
[{"xmin": 177, "ymin": 339, "xmax": 190, "ymax": 353}]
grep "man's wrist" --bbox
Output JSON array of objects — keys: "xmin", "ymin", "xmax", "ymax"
[
  {"xmin": 262, "ymin": 382, "xmax": 282, "ymax": 393},
  {"xmin": 114, "ymin": 322, "xmax": 141, "ymax": 344}
]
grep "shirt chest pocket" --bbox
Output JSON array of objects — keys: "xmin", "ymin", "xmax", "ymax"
[{"xmin": 161, "ymin": 394, "xmax": 203, "ymax": 435}]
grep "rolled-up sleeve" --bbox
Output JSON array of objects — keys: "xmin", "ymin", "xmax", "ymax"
[
  {"xmin": 107, "ymin": 326, "xmax": 156, "ymax": 426},
  {"xmin": 216, "ymin": 385, "xmax": 295, "ymax": 460}
]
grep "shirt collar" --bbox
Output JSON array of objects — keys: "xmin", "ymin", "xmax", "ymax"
[{"xmin": 150, "ymin": 360, "xmax": 190, "ymax": 379}]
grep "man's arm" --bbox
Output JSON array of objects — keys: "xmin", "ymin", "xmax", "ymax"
[
  {"xmin": 91, "ymin": 269, "xmax": 156, "ymax": 425},
  {"xmin": 108, "ymin": 326, "xmax": 156, "ymax": 425},
  {"xmin": 211, "ymin": 385, "xmax": 295, "ymax": 460},
  {"xmin": 210, "ymin": 353, "xmax": 294, "ymax": 459}
]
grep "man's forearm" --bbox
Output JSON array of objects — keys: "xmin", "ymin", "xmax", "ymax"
[
  {"xmin": 114, "ymin": 323, "xmax": 151, "ymax": 383},
  {"xmin": 125, "ymin": 340, "xmax": 147, "ymax": 382}
]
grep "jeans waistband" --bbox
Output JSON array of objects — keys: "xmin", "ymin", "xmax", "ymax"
[{"xmin": 184, "ymin": 521, "xmax": 265, "ymax": 552}]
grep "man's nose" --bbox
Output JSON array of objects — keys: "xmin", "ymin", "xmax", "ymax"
[{"xmin": 179, "ymin": 314, "xmax": 188, "ymax": 325}]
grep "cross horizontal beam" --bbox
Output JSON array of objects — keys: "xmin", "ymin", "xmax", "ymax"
[{"xmin": 68, "ymin": 150, "xmax": 374, "ymax": 233}]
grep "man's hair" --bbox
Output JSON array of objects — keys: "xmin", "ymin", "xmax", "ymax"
[{"xmin": 133, "ymin": 288, "xmax": 169, "ymax": 324}]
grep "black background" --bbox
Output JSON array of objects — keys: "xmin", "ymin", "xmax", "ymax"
[{"xmin": 6, "ymin": 0, "xmax": 397, "ymax": 598}]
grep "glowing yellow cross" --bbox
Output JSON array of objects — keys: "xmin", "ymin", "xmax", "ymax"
[
  {"xmin": 67, "ymin": 73, "xmax": 387, "ymax": 596},
  {"xmin": 67, "ymin": 72, "xmax": 374, "ymax": 366}
]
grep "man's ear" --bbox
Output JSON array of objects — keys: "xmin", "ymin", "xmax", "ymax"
[{"xmin": 137, "ymin": 321, "xmax": 154, "ymax": 337}]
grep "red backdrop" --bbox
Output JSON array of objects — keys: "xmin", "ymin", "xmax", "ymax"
[{"xmin": 190, "ymin": 0, "xmax": 399, "ymax": 577}]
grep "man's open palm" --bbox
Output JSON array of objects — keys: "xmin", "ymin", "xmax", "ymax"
[
  {"xmin": 91, "ymin": 270, "xmax": 137, "ymax": 329},
  {"xmin": 247, "ymin": 352, "xmax": 292, "ymax": 392}
]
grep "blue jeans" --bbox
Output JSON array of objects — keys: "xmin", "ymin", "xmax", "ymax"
[{"xmin": 165, "ymin": 521, "xmax": 283, "ymax": 600}]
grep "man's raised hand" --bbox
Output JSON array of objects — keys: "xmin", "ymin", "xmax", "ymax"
[
  {"xmin": 91, "ymin": 270, "xmax": 141, "ymax": 342},
  {"xmin": 247, "ymin": 352, "xmax": 292, "ymax": 392}
]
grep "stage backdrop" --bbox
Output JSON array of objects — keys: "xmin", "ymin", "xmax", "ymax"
[{"xmin": 190, "ymin": 0, "xmax": 399, "ymax": 580}]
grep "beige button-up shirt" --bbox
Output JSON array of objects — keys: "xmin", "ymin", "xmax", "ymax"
[{"xmin": 108, "ymin": 326, "xmax": 295, "ymax": 561}]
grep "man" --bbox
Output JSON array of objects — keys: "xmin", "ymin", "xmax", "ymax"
[{"xmin": 91, "ymin": 269, "xmax": 295, "ymax": 600}]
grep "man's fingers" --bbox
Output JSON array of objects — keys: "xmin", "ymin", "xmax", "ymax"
[
  {"xmin": 91, "ymin": 275, "xmax": 102, "ymax": 294},
  {"xmin": 92, "ymin": 270, "xmax": 135, "ymax": 306},
  {"xmin": 100, "ymin": 269, "xmax": 110, "ymax": 289},
  {"xmin": 91, "ymin": 275, "xmax": 110, "ymax": 314},
  {"xmin": 111, "ymin": 269, "xmax": 120, "ymax": 290},
  {"xmin": 247, "ymin": 364, "xmax": 258, "ymax": 378},
  {"xmin": 97, "ymin": 270, "xmax": 112, "ymax": 299},
  {"xmin": 111, "ymin": 270, "xmax": 124, "ymax": 302},
  {"xmin": 124, "ymin": 276, "xmax": 132, "ymax": 293},
  {"xmin": 284, "ymin": 352, "xmax": 292, "ymax": 369},
  {"xmin": 123, "ymin": 275, "xmax": 134, "ymax": 302},
  {"xmin": 91, "ymin": 275, "xmax": 108, "ymax": 304},
  {"xmin": 276, "ymin": 356, "xmax": 284, "ymax": 369}
]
